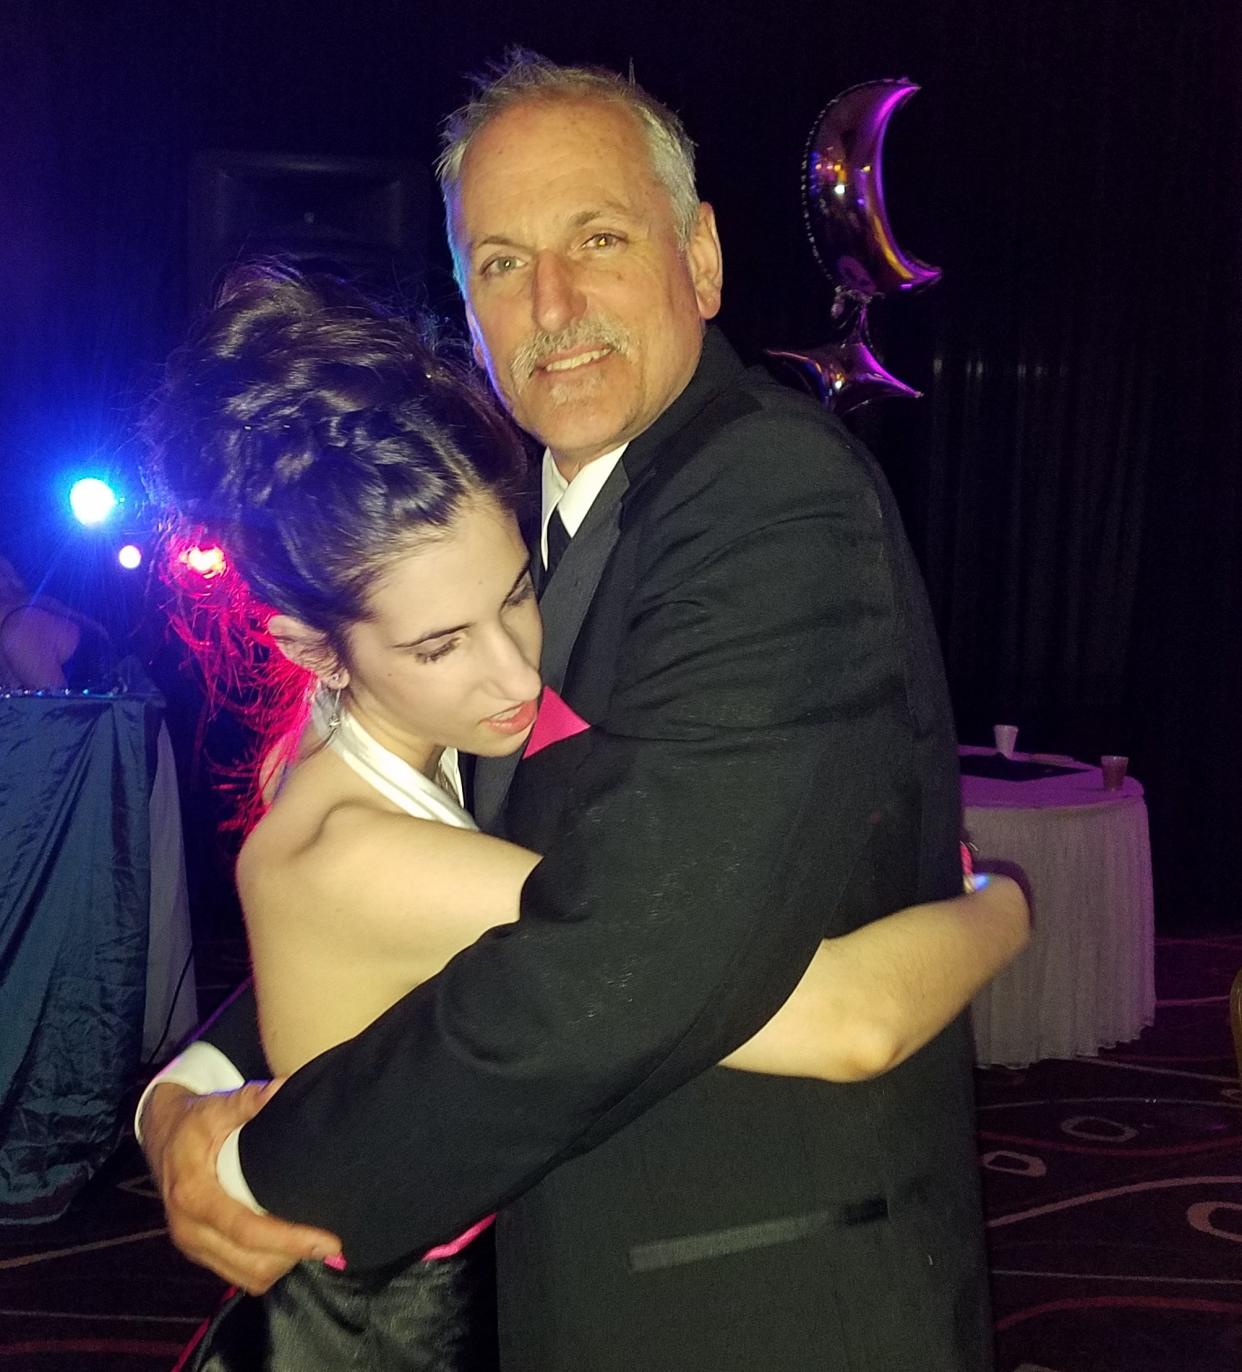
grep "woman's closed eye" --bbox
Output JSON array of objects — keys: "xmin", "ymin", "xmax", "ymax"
[
  {"xmin": 413, "ymin": 583, "xmax": 531, "ymax": 664},
  {"xmin": 414, "ymin": 637, "xmax": 459, "ymax": 664},
  {"xmin": 504, "ymin": 576, "xmax": 535, "ymax": 609}
]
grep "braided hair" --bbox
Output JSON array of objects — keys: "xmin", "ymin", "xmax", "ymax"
[{"xmin": 143, "ymin": 261, "xmax": 531, "ymax": 822}]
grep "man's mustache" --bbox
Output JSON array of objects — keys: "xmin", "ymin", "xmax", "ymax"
[{"xmin": 510, "ymin": 319, "xmax": 633, "ymax": 387}]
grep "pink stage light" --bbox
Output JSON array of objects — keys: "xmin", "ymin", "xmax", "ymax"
[{"xmin": 177, "ymin": 544, "xmax": 227, "ymax": 579}]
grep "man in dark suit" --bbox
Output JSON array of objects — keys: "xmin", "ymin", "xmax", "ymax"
[{"xmin": 142, "ymin": 53, "xmax": 995, "ymax": 1369}]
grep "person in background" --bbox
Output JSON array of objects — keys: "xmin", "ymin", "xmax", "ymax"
[{"xmin": 0, "ymin": 556, "xmax": 82, "ymax": 690}]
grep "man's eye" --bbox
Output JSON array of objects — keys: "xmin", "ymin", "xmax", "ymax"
[
  {"xmin": 585, "ymin": 233, "xmax": 621, "ymax": 250},
  {"xmin": 481, "ymin": 255, "xmax": 520, "ymax": 277},
  {"xmin": 416, "ymin": 639, "xmax": 458, "ymax": 663}
]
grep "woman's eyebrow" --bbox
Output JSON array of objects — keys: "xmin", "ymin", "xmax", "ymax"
[{"xmin": 390, "ymin": 560, "xmax": 531, "ymax": 649}]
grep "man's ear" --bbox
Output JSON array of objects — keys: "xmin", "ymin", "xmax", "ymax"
[
  {"xmin": 464, "ymin": 302, "xmax": 488, "ymax": 371},
  {"xmin": 267, "ymin": 614, "xmax": 347, "ymax": 687},
  {"xmin": 687, "ymin": 202, "xmax": 724, "ymax": 322}
]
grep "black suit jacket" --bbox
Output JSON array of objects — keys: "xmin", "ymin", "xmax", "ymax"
[{"xmin": 214, "ymin": 330, "xmax": 991, "ymax": 1370}]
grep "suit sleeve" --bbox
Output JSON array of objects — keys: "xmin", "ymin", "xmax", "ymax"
[{"xmin": 239, "ymin": 407, "xmax": 930, "ymax": 1265}]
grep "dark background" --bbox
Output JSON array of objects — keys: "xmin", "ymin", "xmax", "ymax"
[{"xmin": 3, "ymin": 0, "xmax": 1238, "ymax": 929}]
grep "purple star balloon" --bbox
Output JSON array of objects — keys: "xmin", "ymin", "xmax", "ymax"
[{"xmin": 768, "ymin": 299, "xmax": 920, "ymax": 416}]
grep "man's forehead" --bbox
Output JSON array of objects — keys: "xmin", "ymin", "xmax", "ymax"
[
  {"xmin": 450, "ymin": 100, "xmax": 659, "ymax": 244},
  {"xmin": 458, "ymin": 97, "xmax": 647, "ymax": 191}
]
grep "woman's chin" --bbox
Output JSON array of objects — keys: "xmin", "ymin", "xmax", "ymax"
[{"xmin": 472, "ymin": 727, "xmax": 533, "ymax": 759}]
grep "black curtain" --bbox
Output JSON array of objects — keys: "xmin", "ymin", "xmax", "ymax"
[
  {"xmin": 850, "ymin": 3, "xmax": 1242, "ymax": 923},
  {"xmin": 3, "ymin": 0, "xmax": 1237, "ymax": 926}
]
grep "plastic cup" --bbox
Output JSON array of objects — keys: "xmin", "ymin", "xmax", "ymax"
[
  {"xmin": 993, "ymin": 723, "xmax": 1019, "ymax": 759},
  {"xmin": 1100, "ymin": 755, "xmax": 1129, "ymax": 790}
]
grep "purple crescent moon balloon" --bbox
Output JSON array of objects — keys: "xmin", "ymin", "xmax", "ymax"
[
  {"xmin": 804, "ymin": 79, "xmax": 940, "ymax": 300},
  {"xmin": 767, "ymin": 79, "xmax": 940, "ymax": 413}
]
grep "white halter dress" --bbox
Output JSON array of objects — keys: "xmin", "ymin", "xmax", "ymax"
[{"xmin": 311, "ymin": 690, "xmax": 476, "ymax": 832}]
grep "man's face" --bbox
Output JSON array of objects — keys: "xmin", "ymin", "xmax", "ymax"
[{"xmin": 450, "ymin": 96, "xmax": 723, "ymax": 478}]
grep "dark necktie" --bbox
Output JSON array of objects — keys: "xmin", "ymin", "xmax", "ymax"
[{"xmin": 545, "ymin": 504, "xmax": 571, "ymax": 580}]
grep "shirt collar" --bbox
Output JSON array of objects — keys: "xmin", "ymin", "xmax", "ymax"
[{"xmin": 539, "ymin": 443, "xmax": 628, "ymax": 566}]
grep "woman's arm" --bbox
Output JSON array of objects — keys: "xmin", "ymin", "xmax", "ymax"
[
  {"xmin": 257, "ymin": 806, "xmax": 1025, "ymax": 1085},
  {"xmin": 1, "ymin": 606, "xmax": 80, "ymax": 689},
  {"xmin": 719, "ymin": 875, "xmax": 1030, "ymax": 1082}
]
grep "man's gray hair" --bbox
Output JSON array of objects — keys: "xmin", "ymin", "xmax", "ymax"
[{"xmin": 437, "ymin": 48, "xmax": 700, "ymax": 268}]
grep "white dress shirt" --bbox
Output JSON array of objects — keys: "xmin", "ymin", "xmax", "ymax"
[{"xmin": 539, "ymin": 443, "xmax": 628, "ymax": 567}]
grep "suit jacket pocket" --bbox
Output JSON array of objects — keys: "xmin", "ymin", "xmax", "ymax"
[{"xmin": 627, "ymin": 1196, "xmax": 888, "ymax": 1273}]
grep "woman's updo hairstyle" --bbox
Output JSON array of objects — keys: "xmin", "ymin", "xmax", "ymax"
[
  {"xmin": 145, "ymin": 260, "xmax": 529, "ymax": 662},
  {"xmin": 144, "ymin": 262, "xmax": 531, "ymax": 824}
]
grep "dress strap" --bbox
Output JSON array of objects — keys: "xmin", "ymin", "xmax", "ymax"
[{"xmin": 309, "ymin": 691, "xmax": 477, "ymax": 831}]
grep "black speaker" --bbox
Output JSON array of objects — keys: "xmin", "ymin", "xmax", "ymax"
[{"xmin": 189, "ymin": 150, "xmax": 432, "ymax": 304}]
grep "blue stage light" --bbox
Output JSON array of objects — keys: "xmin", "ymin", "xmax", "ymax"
[
  {"xmin": 69, "ymin": 477, "xmax": 118, "ymax": 526},
  {"xmin": 118, "ymin": 544, "xmax": 143, "ymax": 570}
]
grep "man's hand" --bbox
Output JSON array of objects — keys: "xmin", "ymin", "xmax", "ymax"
[{"xmin": 141, "ymin": 1081, "xmax": 343, "ymax": 1294}]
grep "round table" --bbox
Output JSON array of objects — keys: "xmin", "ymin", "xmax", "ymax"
[{"xmin": 962, "ymin": 748, "xmax": 1156, "ymax": 1067}]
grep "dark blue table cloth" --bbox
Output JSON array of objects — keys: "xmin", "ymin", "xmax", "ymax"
[{"xmin": 0, "ymin": 688, "xmax": 163, "ymax": 1222}]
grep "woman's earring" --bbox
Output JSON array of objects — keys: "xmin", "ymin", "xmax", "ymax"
[{"xmin": 322, "ymin": 675, "xmax": 346, "ymax": 735}]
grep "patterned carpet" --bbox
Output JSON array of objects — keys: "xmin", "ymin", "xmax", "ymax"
[
  {"xmin": 979, "ymin": 933, "xmax": 1242, "ymax": 1372},
  {"xmin": 0, "ymin": 934, "xmax": 1238, "ymax": 1371}
]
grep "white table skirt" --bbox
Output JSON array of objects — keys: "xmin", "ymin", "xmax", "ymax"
[
  {"xmin": 964, "ymin": 754, "xmax": 1156, "ymax": 1067},
  {"xmin": 144, "ymin": 723, "xmax": 199, "ymax": 1061}
]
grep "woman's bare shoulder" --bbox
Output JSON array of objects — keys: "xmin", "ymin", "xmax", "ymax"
[
  {"xmin": 300, "ymin": 801, "xmax": 477, "ymax": 898},
  {"xmin": 237, "ymin": 738, "xmax": 539, "ymax": 969},
  {"xmin": 237, "ymin": 750, "xmax": 450, "ymax": 914},
  {"xmin": 237, "ymin": 747, "xmax": 387, "ymax": 895}
]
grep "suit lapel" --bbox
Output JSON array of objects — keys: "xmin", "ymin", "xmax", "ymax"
[
  {"xmin": 472, "ymin": 328, "xmax": 744, "ymax": 835},
  {"xmin": 613, "ymin": 327, "xmax": 744, "ymax": 496},
  {"xmin": 537, "ymin": 458, "xmax": 629, "ymax": 692},
  {"xmin": 472, "ymin": 459, "xmax": 629, "ymax": 834}
]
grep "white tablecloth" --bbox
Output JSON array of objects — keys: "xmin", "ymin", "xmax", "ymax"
[
  {"xmin": 144, "ymin": 723, "xmax": 199, "ymax": 1061},
  {"xmin": 963, "ymin": 749, "xmax": 1156, "ymax": 1067}
]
